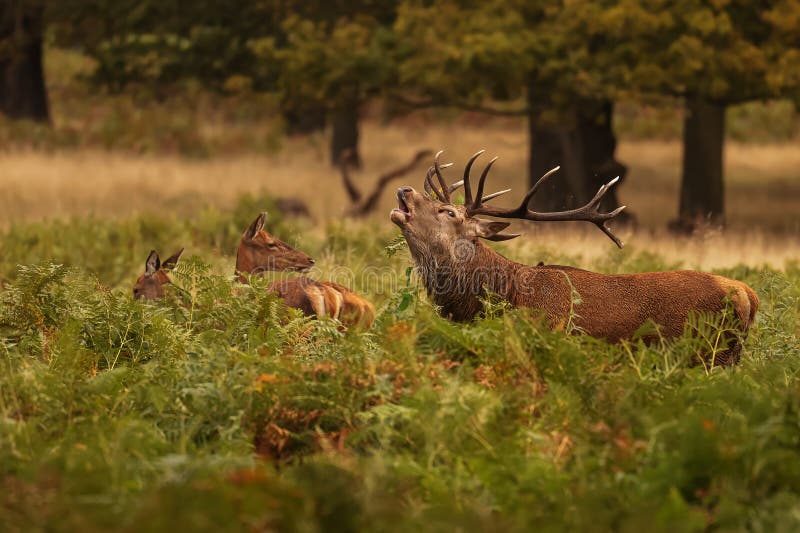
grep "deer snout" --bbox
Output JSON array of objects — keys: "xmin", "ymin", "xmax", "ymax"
[
  {"xmin": 391, "ymin": 187, "xmax": 414, "ymax": 226},
  {"xmin": 296, "ymin": 255, "xmax": 315, "ymax": 272}
]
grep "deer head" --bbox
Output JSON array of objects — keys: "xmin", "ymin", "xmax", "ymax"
[
  {"xmin": 391, "ymin": 150, "xmax": 627, "ymax": 262},
  {"xmin": 133, "ymin": 248, "xmax": 184, "ymax": 300},
  {"xmin": 236, "ymin": 212, "xmax": 315, "ymax": 279}
]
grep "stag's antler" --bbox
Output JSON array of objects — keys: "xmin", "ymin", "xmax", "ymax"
[
  {"xmin": 432, "ymin": 150, "xmax": 627, "ymax": 248},
  {"xmin": 468, "ymin": 150, "xmax": 626, "ymax": 247},
  {"xmin": 423, "ymin": 151, "xmax": 456, "ymax": 201},
  {"xmin": 423, "ymin": 150, "xmax": 507, "ymax": 202}
]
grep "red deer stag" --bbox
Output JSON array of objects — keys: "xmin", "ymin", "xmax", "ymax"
[
  {"xmin": 390, "ymin": 151, "xmax": 758, "ymax": 365},
  {"xmin": 133, "ymin": 248, "xmax": 184, "ymax": 300},
  {"xmin": 236, "ymin": 213, "xmax": 375, "ymax": 329}
]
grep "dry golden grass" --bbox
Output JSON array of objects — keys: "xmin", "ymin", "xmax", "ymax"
[{"xmin": 0, "ymin": 119, "xmax": 798, "ymax": 270}]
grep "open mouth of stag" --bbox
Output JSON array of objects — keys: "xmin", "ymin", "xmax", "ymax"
[{"xmin": 394, "ymin": 190, "xmax": 411, "ymax": 215}]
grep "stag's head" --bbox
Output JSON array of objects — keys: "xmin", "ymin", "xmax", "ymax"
[
  {"xmin": 133, "ymin": 248, "xmax": 183, "ymax": 300},
  {"xmin": 391, "ymin": 150, "xmax": 627, "ymax": 261},
  {"xmin": 391, "ymin": 186, "xmax": 512, "ymax": 259},
  {"xmin": 236, "ymin": 212, "xmax": 315, "ymax": 276}
]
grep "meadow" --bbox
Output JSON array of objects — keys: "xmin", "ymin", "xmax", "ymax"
[
  {"xmin": 0, "ymin": 163, "xmax": 798, "ymax": 531},
  {"xmin": 1, "ymin": 53, "xmax": 800, "ymax": 531}
]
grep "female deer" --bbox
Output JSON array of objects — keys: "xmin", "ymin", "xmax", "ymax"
[
  {"xmin": 132, "ymin": 215, "xmax": 374, "ymax": 329},
  {"xmin": 235, "ymin": 213, "xmax": 375, "ymax": 329},
  {"xmin": 133, "ymin": 248, "xmax": 184, "ymax": 300}
]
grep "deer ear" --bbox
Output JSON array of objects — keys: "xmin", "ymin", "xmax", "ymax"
[
  {"xmin": 244, "ymin": 212, "xmax": 267, "ymax": 240},
  {"xmin": 145, "ymin": 250, "xmax": 160, "ymax": 274},
  {"xmin": 472, "ymin": 219, "xmax": 515, "ymax": 240},
  {"xmin": 161, "ymin": 247, "xmax": 184, "ymax": 271},
  {"xmin": 485, "ymin": 232, "xmax": 521, "ymax": 242}
]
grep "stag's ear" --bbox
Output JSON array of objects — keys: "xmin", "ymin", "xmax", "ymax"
[
  {"xmin": 485, "ymin": 232, "xmax": 521, "ymax": 242},
  {"xmin": 244, "ymin": 212, "xmax": 267, "ymax": 240},
  {"xmin": 145, "ymin": 250, "xmax": 160, "ymax": 274},
  {"xmin": 161, "ymin": 248, "xmax": 184, "ymax": 271},
  {"xmin": 471, "ymin": 219, "xmax": 518, "ymax": 241}
]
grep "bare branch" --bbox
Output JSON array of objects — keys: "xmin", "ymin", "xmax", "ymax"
[
  {"xmin": 337, "ymin": 149, "xmax": 362, "ymax": 203},
  {"xmin": 344, "ymin": 149, "xmax": 433, "ymax": 217}
]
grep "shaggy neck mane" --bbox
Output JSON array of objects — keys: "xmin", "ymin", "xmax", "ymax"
[{"xmin": 407, "ymin": 238, "xmax": 520, "ymax": 321}]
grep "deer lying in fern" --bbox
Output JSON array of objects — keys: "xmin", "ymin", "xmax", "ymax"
[
  {"xmin": 390, "ymin": 151, "xmax": 758, "ymax": 365},
  {"xmin": 235, "ymin": 213, "xmax": 374, "ymax": 329},
  {"xmin": 133, "ymin": 248, "xmax": 184, "ymax": 300},
  {"xmin": 133, "ymin": 215, "xmax": 374, "ymax": 329}
]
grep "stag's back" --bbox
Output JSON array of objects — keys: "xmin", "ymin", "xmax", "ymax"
[{"xmin": 511, "ymin": 266, "xmax": 758, "ymax": 362}]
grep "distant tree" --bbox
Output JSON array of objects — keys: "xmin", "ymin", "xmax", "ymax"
[
  {"xmin": 392, "ymin": 0, "xmax": 629, "ymax": 215},
  {"xmin": 589, "ymin": 0, "xmax": 800, "ymax": 230},
  {"xmin": 52, "ymin": 1, "xmax": 399, "ymax": 166},
  {"xmin": 0, "ymin": 0, "xmax": 49, "ymax": 122},
  {"xmin": 394, "ymin": 0, "xmax": 800, "ymax": 227},
  {"xmin": 251, "ymin": 8, "xmax": 399, "ymax": 167}
]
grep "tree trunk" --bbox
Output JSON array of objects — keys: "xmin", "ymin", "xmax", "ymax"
[
  {"xmin": 282, "ymin": 103, "xmax": 326, "ymax": 136},
  {"xmin": 673, "ymin": 97, "xmax": 725, "ymax": 232},
  {"xmin": 577, "ymin": 100, "xmax": 628, "ymax": 215},
  {"xmin": 0, "ymin": 1, "xmax": 50, "ymax": 123},
  {"xmin": 527, "ymin": 104, "xmax": 586, "ymax": 211},
  {"xmin": 527, "ymin": 87, "xmax": 627, "ymax": 218},
  {"xmin": 331, "ymin": 100, "xmax": 360, "ymax": 168}
]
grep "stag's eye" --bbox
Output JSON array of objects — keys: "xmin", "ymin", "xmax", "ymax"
[
  {"xmin": 441, "ymin": 209, "xmax": 456, "ymax": 218},
  {"xmin": 267, "ymin": 243, "xmax": 278, "ymax": 249}
]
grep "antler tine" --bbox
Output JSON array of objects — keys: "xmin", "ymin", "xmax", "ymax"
[
  {"xmin": 462, "ymin": 149, "xmax": 485, "ymax": 205},
  {"xmin": 424, "ymin": 166, "xmax": 438, "ymax": 198},
  {"xmin": 447, "ymin": 180, "xmax": 503, "ymax": 201},
  {"xmin": 447, "ymin": 179, "xmax": 464, "ymax": 194},
  {"xmin": 519, "ymin": 166, "xmax": 561, "ymax": 210},
  {"xmin": 472, "ymin": 156, "xmax": 499, "ymax": 210},
  {"xmin": 433, "ymin": 151, "xmax": 451, "ymax": 202},
  {"xmin": 596, "ymin": 206, "xmax": 627, "ymax": 248},
  {"xmin": 588, "ymin": 176, "xmax": 620, "ymax": 207},
  {"xmin": 481, "ymin": 188, "xmax": 511, "ymax": 203}
]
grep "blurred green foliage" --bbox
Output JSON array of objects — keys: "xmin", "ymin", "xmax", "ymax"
[
  {"xmin": 42, "ymin": 0, "xmax": 799, "ymax": 122},
  {"xmin": 391, "ymin": 0, "xmax": 800, "ymax": 117},
  {"xmin": 0, "ymin": 199, "xmax": 799, "ymax": 530},
  {"xmin": 1, "ymin": 46, "xmax": 796, "ymax": 157},
  {"xmin": 1, "ymin": 1, "xmax": 798, "ymax": 155}
]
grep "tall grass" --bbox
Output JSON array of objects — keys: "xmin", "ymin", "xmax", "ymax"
[{"xmin": 0, "ymin": 200, "xmax": 798, "ymax": 531}]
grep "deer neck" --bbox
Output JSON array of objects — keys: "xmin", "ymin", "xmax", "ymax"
[
  {"xmin": 408, "ymin": 238, "xmax": 518, "ymax": 321},
  {"xmin": 235, "ymin": 247, "xmax": 255, "ymax": 284}
]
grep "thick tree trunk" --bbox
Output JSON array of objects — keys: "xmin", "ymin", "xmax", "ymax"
[
  {"xmin": 577, "ymin": 100, "xmax": 628, "ymax": 215},
  {"xmin": 282, "ymin": 103, "xmax": 326, "ymax": 136},
  {"xmin": 527, "ymin": 88, "xmax": 627, "ymax": 219},
  {"xmin": 0, "ymin": 2, "xmax": 50, "ymax": 123},
  {"xmin": 673, "ymin": 97, "xmax": 725, "ymax": 232},
  {"xmin": 330, "ymin": 100, "xmax": 360, "ymax": 168},
  {"xmin": 528, "ymin": 112, "xmax": 585, "ymax": 211}
]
